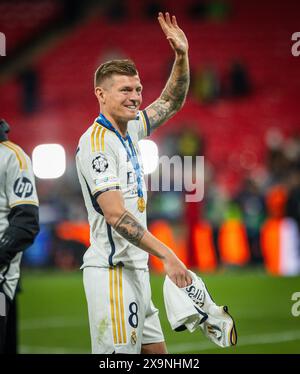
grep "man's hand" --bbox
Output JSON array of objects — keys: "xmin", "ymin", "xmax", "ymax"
[
  {"xmin": 162, "ymin": 252, "xmax": 192, "ymax": 288},
  {"xmin": 145, "ymin": 12, "xmax": 190, "ymax": 132},
  {"xmin": 158, "ymin": 12, "xmax": 188, "ymax": 56}
]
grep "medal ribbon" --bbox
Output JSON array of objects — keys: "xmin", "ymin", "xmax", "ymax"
[{"xmin": 96, "ymin": 114, "xmax": 144, "ymax": 200}]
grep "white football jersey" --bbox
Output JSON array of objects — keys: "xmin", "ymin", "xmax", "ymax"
[
  {"xmin": 76, "ymin": 111, "xmax": 151, "ymax": 270},
  {"xmin": 0, "ymin": 141, "xmax": 39, "ymax": 300}
]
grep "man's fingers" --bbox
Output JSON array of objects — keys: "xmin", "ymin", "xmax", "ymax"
[
  {"xmin": 182, "ymin": 276, "xmax": 192, "ymax": 288},
  {"xmin": 170, "ymin": 273, "xmax": 192, "ymax": 288},
  {"xmin": 158, "ymin": 12, "xmax": 176, "ymax": 32},
  {"xmin": 170, "ymin": 274, "xmax": 184, "ymax": 288},
  {"xmin": 158, "ymin": 12, "xmax": 169, "ymax": 35},
  {"xmin": 178, "ymin": 273, "xmax": 192, "ymax": 288},
  {"xmin": 186, "ymin": 274, "xmax": 193, "ymax": 286},
  {"xmin": 165, "ymin": 12, "xmax": 172, "ymax": 27},
  {"xmin": 172, "ymin": 15, "xmax": 178, "ymax": 27},
  {"xmin": 177, "ymin": 277, "xmax": 184, "ymax": 288},
  {"xmin": 170, "ymin": 275, "xmax": 178, "ymax": 286},
  {"xmin": 158, "ymin": 11, "xmax": 164, "ymax": 23}
]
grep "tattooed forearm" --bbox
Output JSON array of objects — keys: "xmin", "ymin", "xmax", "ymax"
[
  {"xmin": 114, "ymin": 212, "xmax": 146, "ymax": 247},
  {"xmin": 146, "ymin": 55, "xmax": 190, "ymax": 131},
  {"xmin": 160, "ymin": 74, "xmax": 189, "ymax": 106}
]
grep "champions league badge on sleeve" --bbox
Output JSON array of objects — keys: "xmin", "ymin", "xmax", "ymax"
[{"xmin": 92, "ymin": 153, "xmax": 108, "ymax": 174}]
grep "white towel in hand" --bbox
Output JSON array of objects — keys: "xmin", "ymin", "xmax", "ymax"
[
  {"xmin": 163, "ymin": 270, "xmax": 237, "ymax": 348},
  {"xmin": 163, "ymin": 274, "xmax": 207, "ymax": 332}
]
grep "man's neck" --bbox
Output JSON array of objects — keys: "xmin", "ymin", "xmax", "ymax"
[{"xmin": 101, "ymin": 112, "xmax": 127, "ymax": 138}]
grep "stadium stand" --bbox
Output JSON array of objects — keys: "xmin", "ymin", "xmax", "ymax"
[
  {"xmin": 1, "ymin": 0, "xmax": 300, "ymax": 271},
  {"xmin": 1, "ymin": 0, "xmax": 299, "ymax": 193},
  {"xmin": 0, "ymin": 0, "xmax": 62, "ymax": 52}
]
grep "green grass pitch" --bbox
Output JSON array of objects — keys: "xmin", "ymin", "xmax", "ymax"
[{"xmin": 18, "ymin": 268, "xmax": 300, "ymax": 354}]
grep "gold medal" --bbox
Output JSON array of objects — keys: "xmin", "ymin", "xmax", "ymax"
[{"xmin": 137, "ymin": 197, "xmax": 146, "ymax": 213}]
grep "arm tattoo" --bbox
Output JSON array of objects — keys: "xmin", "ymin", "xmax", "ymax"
[
  {"xmin": 114, "ymin": 212, "xmax": 146, "ymax": 247},
  {"xmin": 146, "ymin": 57, "xmax": 190, "ymax": 131}
]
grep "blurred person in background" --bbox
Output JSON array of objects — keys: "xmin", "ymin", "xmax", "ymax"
[
  {"xmin": 235, "ymin": 178, "xmax": 265, "ymax": 263},
  {"xmin": 228, "ymin": 60, "xmax": 251, "ymax": 98},
  {"xmin": 286, "ymin": 168, "xmax": 300, "ymax": 230},
  {"xmin": 261, "ymin": 184, "xmax": 300, "ymax": 275},
  {"xmin": 285, "ymin": 134, "xmax": 300, "ymax": 230},
  {"xmin": 18, "ymin": 67, "xmax": 40, "ymax": 115},
  {"xmin": 192, "ymin": 64, "xmax": 220, "ymax": 104},
  {"xmin": 0, "ymin": 119, "xmax": 39, "ymax": 353}
]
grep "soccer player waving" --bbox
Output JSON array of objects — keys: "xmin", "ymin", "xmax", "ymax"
[{"xmin": 76, "ymin": 12, "xmax": 191, "ymax": 354}]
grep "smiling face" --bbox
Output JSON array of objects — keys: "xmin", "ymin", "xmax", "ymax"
[{"xmin": 95, "ymin": 74, "xmax": 143, "ymax": 124}]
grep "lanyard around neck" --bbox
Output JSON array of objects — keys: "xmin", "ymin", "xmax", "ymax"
[{"xmin": 96, "ymin": 114, "xmax": 144, "ymax": 198}]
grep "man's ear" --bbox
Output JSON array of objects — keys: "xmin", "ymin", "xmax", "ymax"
[{"xmin": 95, "ymin": 86, "xmax": 106, "ymax": 104}]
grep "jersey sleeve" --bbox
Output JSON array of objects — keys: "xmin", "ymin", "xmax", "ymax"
[
  {"xmin": 128, "ymin": 110, "xmax": 151, "ymax": 141},
  {"xmin": 6, "ymin": 147, "xmax": 39, "ymax": 208},
  {"xmin": 78, "ymin": 137, "xmax": 121, "ymax": 199}
]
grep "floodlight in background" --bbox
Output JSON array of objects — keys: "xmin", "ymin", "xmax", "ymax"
[
  {"xmin": 138, "ymin": 139, "xmax": 159, "ymax": 175},
  {"xmin": 32, "ymin": 144, "xmax": 66, "ymax": 179}
]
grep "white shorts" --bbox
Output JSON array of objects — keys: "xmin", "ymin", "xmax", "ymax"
[{"xmin": 83, "ymin": 266, "xmax": 164, "ymax": 354}]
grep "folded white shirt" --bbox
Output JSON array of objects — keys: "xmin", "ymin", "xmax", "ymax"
[
  {"xmin": 163, "ymin": 270, "xmax": 237, "ymax": 348},
  {"xmin": 163, "ymin": 274, "xmax": 207, "ymax": 332}
]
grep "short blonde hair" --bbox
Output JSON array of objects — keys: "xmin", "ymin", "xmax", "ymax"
[{"xmin": 94, "ymin": 59, "xmax": 138, "ymax": 88}]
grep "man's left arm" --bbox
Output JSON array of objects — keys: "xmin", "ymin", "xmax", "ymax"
[
  {"xmin": 0, "ymin": 204, "xmax": 39, "ymax": 267},
  {"xmin": 145, "ymin": 12, "xmax": 190, "ymax": 132},
  {"xmin": 0, "ymin": 148, "xmax": 39, "ymax": 267}
]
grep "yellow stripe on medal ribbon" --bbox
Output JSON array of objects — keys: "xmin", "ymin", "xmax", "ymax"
[
  {"xmin": 2, "ymin": 141, "xmax": 27, "ymax": 170},
  {"xmin": 119, "ymin": 266, "xmax": 127, "ymax": 343},
  {"xmin": 140, "ymin": 111, "xmax": 147, "ymax": 136},
  {"xmin": 109, "ymin": 268, "xmax": 117, "ymax": 344},
  {"xmin": 114, "ymin": 267, "xmax": 122, "ymax": 344},
  {"xmin": 132, "ymin": 141, "xmax": 138, "ymax": 155}
]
